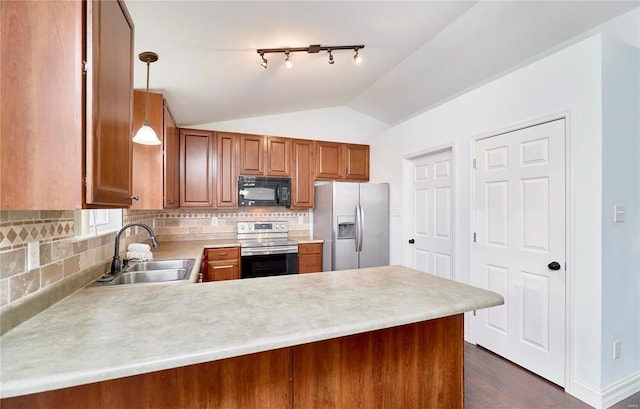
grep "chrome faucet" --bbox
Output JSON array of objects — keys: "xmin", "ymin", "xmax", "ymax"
[{"xmin": 109, "ymin": 223, "xmax": 159, "ymax": 275}]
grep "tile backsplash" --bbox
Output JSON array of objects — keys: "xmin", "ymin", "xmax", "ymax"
[{"xmin": 0, "ymin": 208, "xmax": 310, "ymax": 334}]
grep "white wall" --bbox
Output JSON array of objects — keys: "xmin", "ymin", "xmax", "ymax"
[
  {"xmin": 368, "ymin": 33, "xmax": 638, "ymax": 408},
  {"xmin": 189, "ymin": 106, "xmax": 387, "ymax": 144},
  {"xmin": 600, "ymin": 36, "xmax": 640, "ymax": 394}
]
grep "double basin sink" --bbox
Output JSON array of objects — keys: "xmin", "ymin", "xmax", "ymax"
[{"xmin": 93, "ymin": 259, "xmax": 195, "ymax": 286}]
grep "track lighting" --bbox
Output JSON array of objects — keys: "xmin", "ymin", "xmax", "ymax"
[
  {"xmin": 260, "ymin": 52, "xmax": 268, "ymax": 69},
  {"xmin": 285, "ymin": 51, "xmax": 293, "ymax": 68},
  {"xmin": 256, "ymin": 44, "xmax": 364, "ymax": 69}
]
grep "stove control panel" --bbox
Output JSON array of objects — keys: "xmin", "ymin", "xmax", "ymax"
[{"xmin": 237, "ymin": 221, "xmax": 289, "ymax": 233}]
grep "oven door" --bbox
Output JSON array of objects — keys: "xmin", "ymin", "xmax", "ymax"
[{"xmin": 241, "ymin": 249, "xmax": 298, "ymax": 279}]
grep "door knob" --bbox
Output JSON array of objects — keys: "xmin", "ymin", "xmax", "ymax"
[
  {"xmin": 408, "ymin": 239, "xmax": 415, "ymax": 244},
  {"xmin": 548, "ymin": 261, "xmax": 561, "ymax": 271}
]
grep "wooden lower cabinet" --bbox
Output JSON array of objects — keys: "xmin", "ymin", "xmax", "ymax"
[
  {"xmin": 203, "ymin": 247, "xmax": 240, "ymax": 281},
  {"xmin": 1, "ymin": 315, "xmax": 463, "ymax": 409},
  {"xmin": 298, "ymin": 243, "xmax": 322, "ymax": 273}
]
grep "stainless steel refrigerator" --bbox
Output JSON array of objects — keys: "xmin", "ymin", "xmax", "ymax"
[{"xmin": 314, "ymin": 182, "xmax": 389, "ymax": 271}]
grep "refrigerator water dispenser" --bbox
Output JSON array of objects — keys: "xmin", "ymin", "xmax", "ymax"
[{"xmin": 337, "ymin": 216, "xmax": 355, "ymax": 239}]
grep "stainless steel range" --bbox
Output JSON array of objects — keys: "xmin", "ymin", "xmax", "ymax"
[{"xmin": 237, "ymin": 221, "xmax": 298, "ymax": 278}]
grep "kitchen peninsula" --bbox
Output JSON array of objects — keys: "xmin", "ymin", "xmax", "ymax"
[{"xmin": 0, "ymin": 265, "xmax": 503, "ymax": 409}]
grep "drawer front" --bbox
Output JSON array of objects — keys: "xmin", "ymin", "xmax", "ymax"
[
  {"xmin": 298, "ymin": 243, "xmax": 322, "ymax": 255},
  {"xmin": 299, "ymin": 254, "xmax": 322, "ymax": 274},
  {"xmin": 207, "ymin": 247, "xmax": 239, "ymax": 260}
]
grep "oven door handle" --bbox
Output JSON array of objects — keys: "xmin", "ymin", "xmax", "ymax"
[{"xmin": 241, "ymin": 246, "xmax": 299, "ymax": 256}]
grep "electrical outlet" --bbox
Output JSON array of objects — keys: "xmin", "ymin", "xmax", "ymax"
[
  {"xmin": 27, "ymin": 241, "xmax": 40, "ymax": 270},
  {"xmin": 613, "ymin": 340, "xmax": 621, "ymax": 359},
  {"xmin": 211, "ymin": 217, "xmax": 218, "ymax": 226}
]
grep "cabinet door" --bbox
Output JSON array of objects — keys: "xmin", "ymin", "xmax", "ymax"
[
  {"xmin": 216, "ymin": 132, "xmax": 238, "ymax": 208},
  {"xmin": 290, "ymin": 139, "xmax": 314, "ymax": 209},
  {"xmin": 208, "ymin": 260, "xmax": 240, "ymax": 281},
  {"xmin": 163, "ymin": 101, "xmax": 179, "ymax": 208},
  {"xmin": 85, "ymin": 0, "xmax": 134, "ymax": 207},
  {"xmin": 131, "ymin": 91, "xmax": 164, "ymax": 209},
  {"xmin": 266, "ymin": 137, "xmax": 290, "ymax": 176},
  {"xmin": 180, "ymin": 129, "xmax": 215, "ymax": 207},
  {"xmin": 315, "ymin": 141, "xmax": 344, "ymax": 180},
  {"xmin": 344, "ymin": 144, "xmax": 370, "ymax": 181},
  {"xmin": 239, "ymin": 134, "xmax": 264, "ymax": 175},
  {"xmin": 299, "ymin": 254, "xmax": 323, "ymax": 273},
  {"xmin": 1, "ymin": 0, "xmax": 83, "ymax": 209}
]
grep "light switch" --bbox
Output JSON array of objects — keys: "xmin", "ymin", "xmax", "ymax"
[{"xmin": 614, "ymin": 204, "xmax": 625, "ymax": 223}]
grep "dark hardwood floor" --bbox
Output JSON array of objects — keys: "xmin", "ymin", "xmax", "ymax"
[{"xmin": 465, "ymin": 342, "xmax": 640, "ymax": 409}]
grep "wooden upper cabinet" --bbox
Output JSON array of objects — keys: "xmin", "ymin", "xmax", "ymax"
[
  {"xmin": 0, "ymin": 0, "xmax": 133, "ymax": 209},
  {"xmin": 1, "ymin": 0, "xmax": 83, "ymax": 209},
  {"xmin": 131, "ymin": 91, "xmax": 164, "ymax": 209},
  {"xmin": 163, "ymin": 101, "xmax": 180, "ymax": 208},
  {"xmin": 290, "ymin": 139, "xmax": 314, "ymax": 209},
  {"xmin": 239, "ymin": 134, "xmax": 264, "ymax": 175},
  {"xmin": 180, "ymin": 129, "xmax": 215, "ymax": 208},
  {"xmin": 85, "ymin": 0, "xmax": 134, "ymax": 207},
  {"xmin": 238, "ymin": 134, "xmax": 290, "ymax": 177},
  {"xmin": 216, "ymin": 132, "xmax": 238, "ymax": 208},
  {"xmin": 344, "ymin": 144, "xmax": 370, "ymax": 181},
  {"xmin": 315, "ymin": 141, "xmax": 344, "ymax": 180},
  {"xmin": 266, "ymin": 137, "xmax": 290, "ymax": 177}
]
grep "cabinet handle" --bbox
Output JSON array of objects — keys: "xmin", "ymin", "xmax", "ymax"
[
  {"xmin": 130, "ymin": 195, "xmax": 140, "ymax": 201},
  {"xmin": 213, "ymin": 264, "xmax": 235, "ymax": 269}
]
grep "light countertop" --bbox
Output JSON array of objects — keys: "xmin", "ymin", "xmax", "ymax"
[{"xmin": 0, "ymin": 262, "xmax": 502, "ymax": 399}]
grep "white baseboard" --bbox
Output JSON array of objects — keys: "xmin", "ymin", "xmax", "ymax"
[
  {"xmin": 569, "ymin": 378, "xmax": 602, "ymax": 408},
  {"xmin": 568, "ymin": 372, "xmax": 640, "ymax": 409},
  {"xmin": 602, "ymin": 371, "xmax": 640, "ymax": 408}
]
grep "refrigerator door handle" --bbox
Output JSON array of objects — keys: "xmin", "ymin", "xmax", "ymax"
[
  {"xmin": 354, "ymin": 205, "xmax": 360, "ymax": 252},
  {"xmin": 358, "ymin": 203, "xmax": 365, "ymax": 252}
]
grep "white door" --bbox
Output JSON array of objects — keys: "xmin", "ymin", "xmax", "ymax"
[
  {"xmin": 473, "ymin": 119, "xmax": 566, "ymax": 386},
  {"xmin": 409, "ymin": 149, "xmax": 453, "ymax": 279}
]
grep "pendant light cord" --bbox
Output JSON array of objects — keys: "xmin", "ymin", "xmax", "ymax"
[{"xmin": 144, "ymin": 60, "xmax": 151, "ymax": 126}]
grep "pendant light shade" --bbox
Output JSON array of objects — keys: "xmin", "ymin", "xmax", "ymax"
[
  {"xmin": 133, "ymin": 51, "xmax": 161, "ymax": 146},
  {"xmin": 133, "ymin": 123, "xmax": 160, "ymax": 145}
]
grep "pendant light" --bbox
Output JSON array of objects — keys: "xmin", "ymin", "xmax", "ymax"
[{"xmin": 133, "ymin": 51, "xmax": 162, "ymax": 145}]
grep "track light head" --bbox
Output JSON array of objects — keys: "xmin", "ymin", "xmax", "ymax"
[
  {"xmin": 353, "ymin": 49, "xmax": 362, "ymax": 64},
  {"xmin": 285, "ymin": 50, "xmax": 293, "ymax": 69},
  {"xmin": 328, "ymin": 50, "xmax": 335, "ymax": 65},
  {"xmin": 260, "ymin": 53, "xmax": 268, "ymax": 69}
]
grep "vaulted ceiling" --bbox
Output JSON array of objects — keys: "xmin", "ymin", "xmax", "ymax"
[{"xmin": 126, "ymin": 1, "xmax": 637, "ymax": 127}]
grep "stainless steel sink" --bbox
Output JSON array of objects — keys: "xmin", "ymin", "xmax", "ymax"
[
  {"xmin": 126, "ymin": 259, "xmax": 194, "ymax": 271},
  {"xmin": 110, "ymin": 269, "xmax": 189, "ymax": 284},
  {"xmin": 91, "ymin": 258, "xmax": 195, "ymax": 286}
]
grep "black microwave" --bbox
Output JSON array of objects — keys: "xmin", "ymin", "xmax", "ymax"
[{"xmin": 238, "ymin": 176, "xmax": 291, "ymax": 207}]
